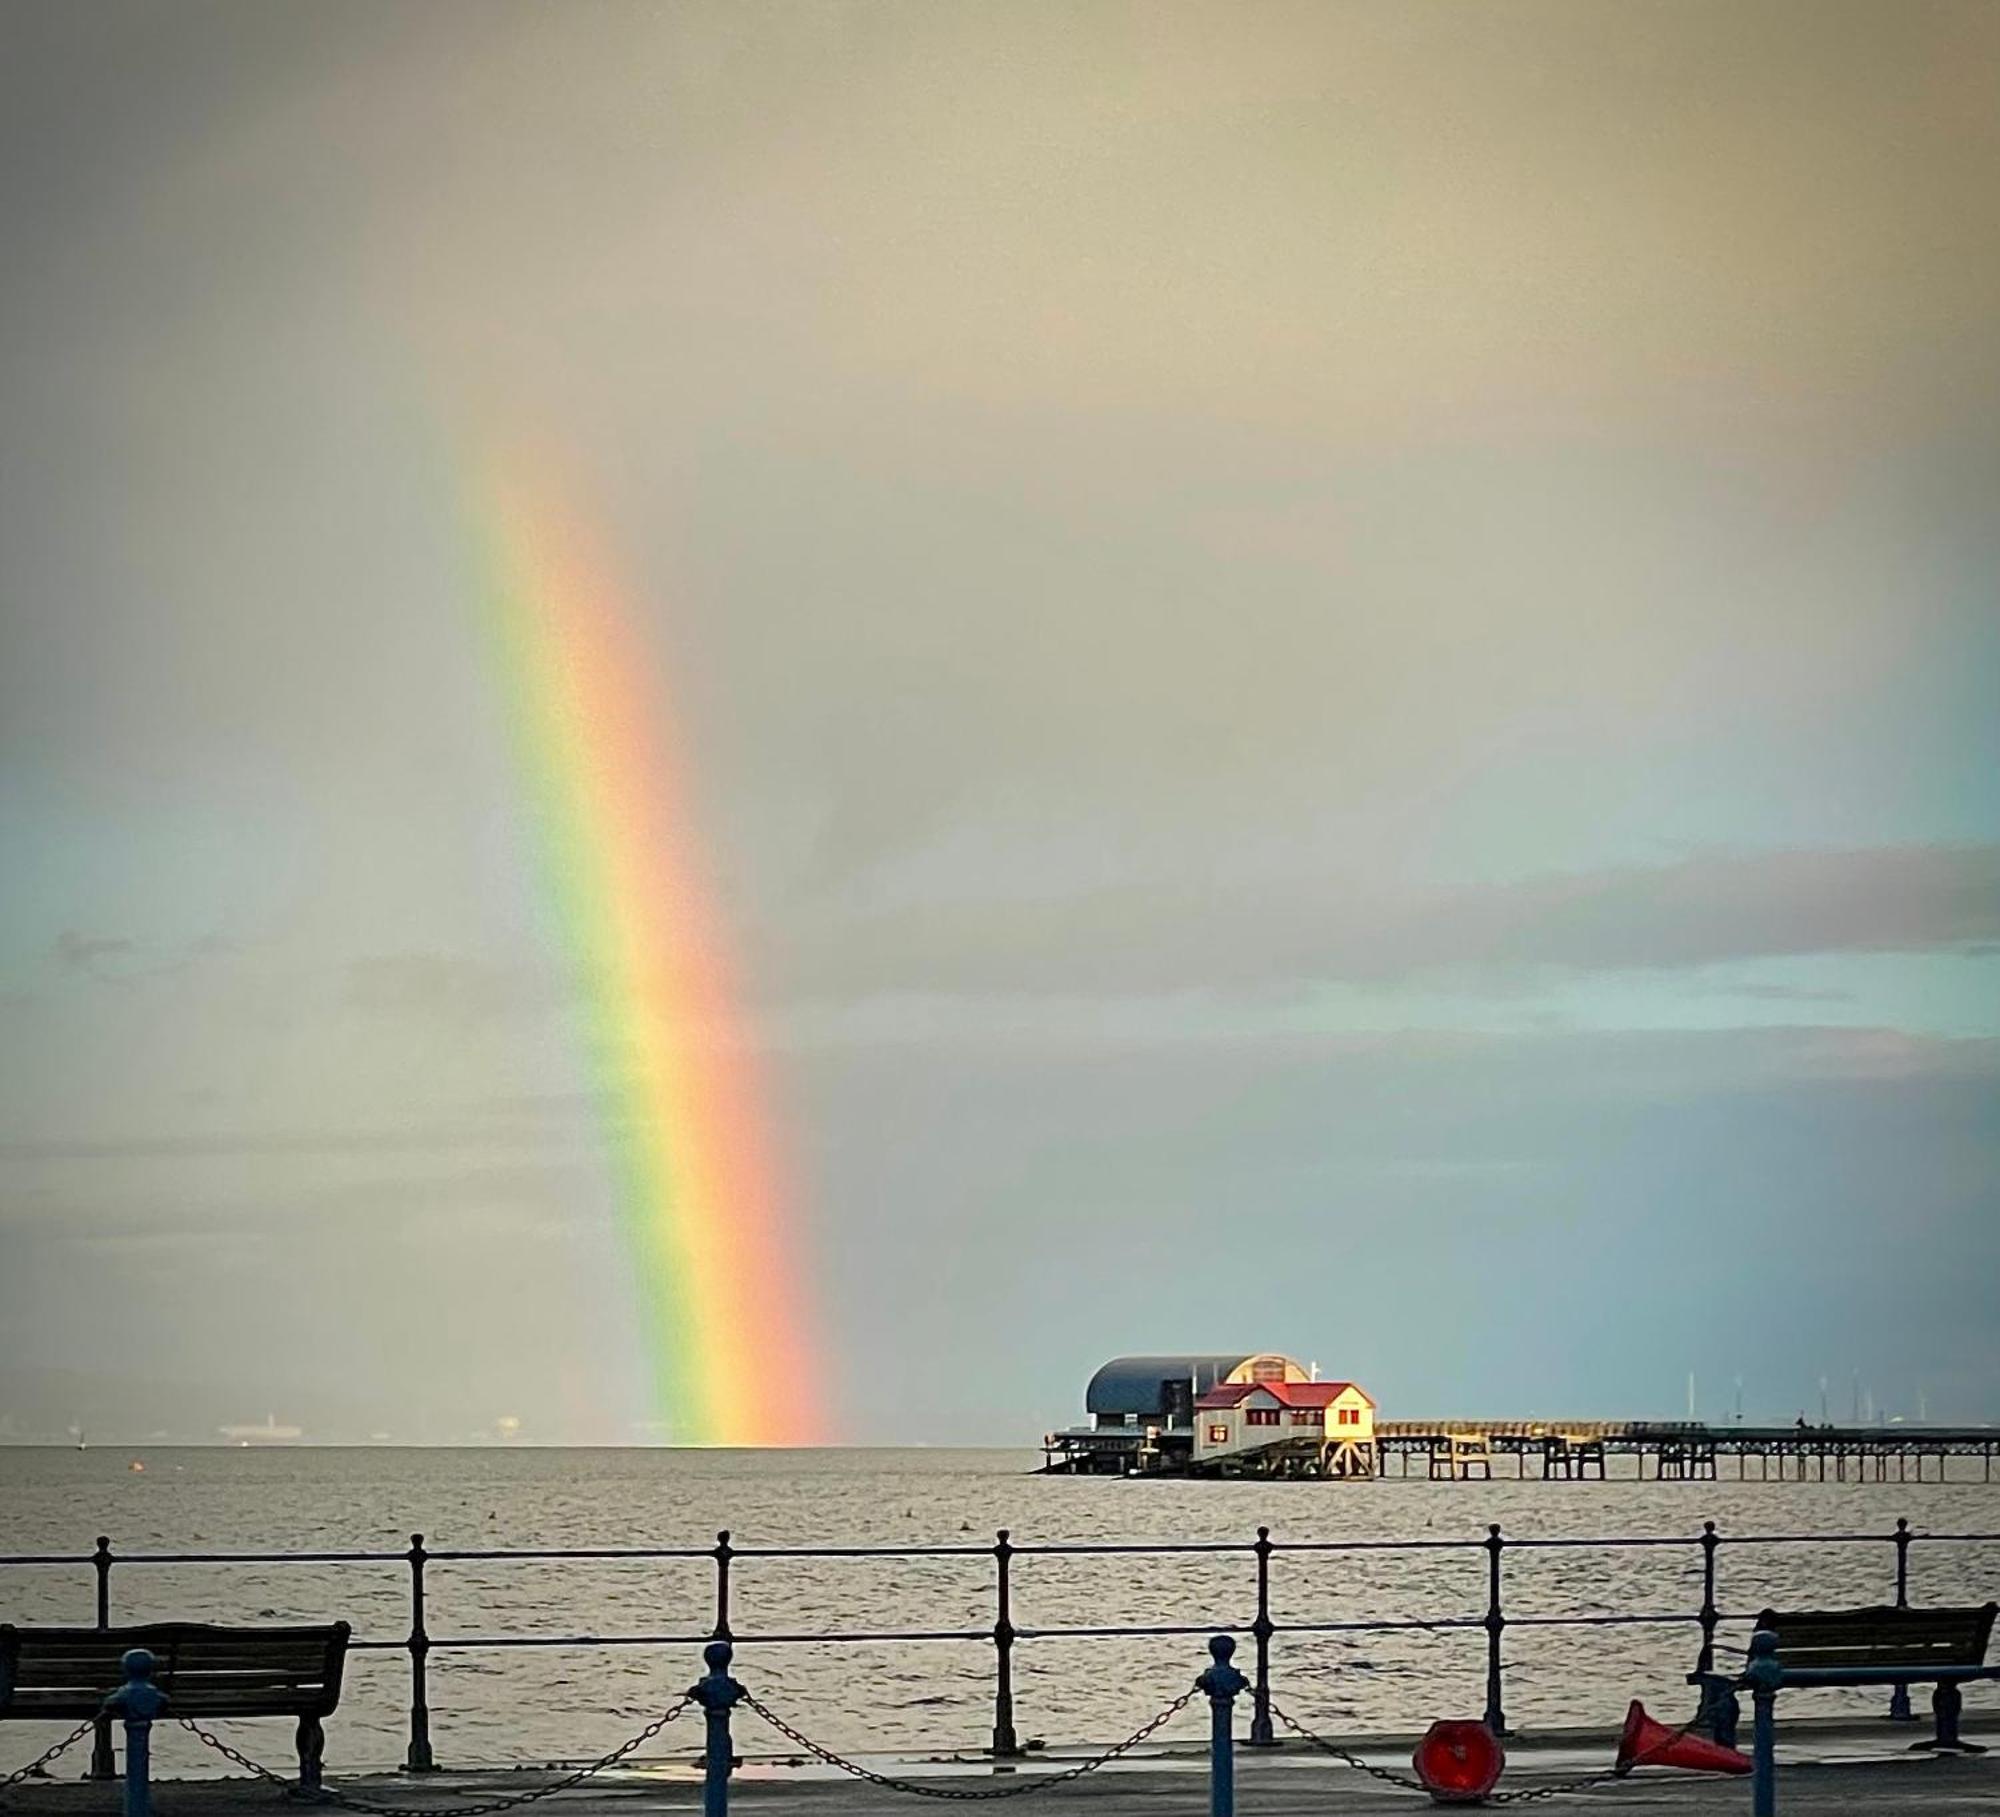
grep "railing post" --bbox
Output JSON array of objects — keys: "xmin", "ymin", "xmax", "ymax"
[
  {"xmin": 1888, "ymin": 1519, "xmax": 1913, "ymax": 1721},
  {"xmin": 1248, "ymin": 1527, "xmax": 1275, "ymax": 1745},
  {"xmin": 102, "ymin": 1648, "xmax": 166, "ymax": 1817},
  {"xmin": 404, "ymin": 1533, "xmax": 436, "ymax": 1772},
  {"xmin": 990, "ymin": 1529, "xmax": 1020, "ymax": 1757},
  {"xmin": 1690, "ymin": 1520, "xmax": 1727, "ymax": 1732},
  {"xmin": 1481, "ymin": 1524, "xmax": 1509, "ymax": 1737},
  {"xmin": 89, "ymin": 1537, "xmax": 116, "ymax": 1781},
  {"xmin": 1746, "ymin": 1629, "xmax": 1780, "ymax": 1817},
  {"xmin": 690, "ymin": 1640, "xmax": 745, "ymax": 1817},
  {"xmin": 1195, "ymin": 1634, "xmax": 1248, "ymax": 1817},
  {"xmin": 713, "ymin": 1530, "xmax": 733, "ymax": 1641}
]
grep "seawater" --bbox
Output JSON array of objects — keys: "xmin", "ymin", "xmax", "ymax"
[{"xmin": 1, "ymin": 1446, "xmax": 1995, "ymax": 1772}]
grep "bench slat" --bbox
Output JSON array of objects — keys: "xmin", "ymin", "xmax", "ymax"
[
  {"xmin": 1755, "ymin": 1604, "xmax": 1996, "ymax": 1673},
  {"xmin": 0, "ymin": 1623, "xmax": 349, "ymax": 1723}
]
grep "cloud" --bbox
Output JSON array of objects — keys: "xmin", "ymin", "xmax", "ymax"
[
  {"xmin": 1700, "ymin": 982, "xmax": 1857, "ymax": 1004},
  {"xmin": 53, "ymin": 930, "xmax": 135, "ymax": 973},
  {"xmin": 767, "ymin": 841, "xmax": 2000, "ymax": 999},
  {"xmin": 343, "ymin": 953, "xmax": 547, "ymax": 1023}
]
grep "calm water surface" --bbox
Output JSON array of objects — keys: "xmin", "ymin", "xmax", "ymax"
[{"xmin": 2, "ymin": 1447, "xmax": 1995, "ymax": 1772}]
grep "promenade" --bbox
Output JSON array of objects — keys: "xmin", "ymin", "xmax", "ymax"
[{"xmin": 5, "ymin": 1720, "xmax": 1992, "ymax": 1817}]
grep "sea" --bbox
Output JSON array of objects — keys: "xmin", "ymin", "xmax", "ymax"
[{"xmin": 2, "ymin": 1447, "xmax": 1995, "ymax": 1775}]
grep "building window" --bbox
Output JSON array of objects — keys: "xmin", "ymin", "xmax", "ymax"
[
  {"xmin": 1291, "ymin": 1410, "xmax": 1320, "ymax": 1425},
  {"xmin": 1337, "ymin": 1406, "xmax": 1363, "ymax": 1426},
  {"xmin": 1208, "ymin": 1424, "xmax": 1230, "ymax": 1444},
  {"xmin": 1246, "ymin": 1408, "xmax": 1281, "ymax": 1426},
  {"xmin": 1250, "ymin": 1358, "xmax": 1286, "ymax": 1383}
]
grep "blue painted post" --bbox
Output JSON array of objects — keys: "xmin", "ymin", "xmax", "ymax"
[
  {"xmin": 690, "ymin": 1640, "xmax": 746, "ymax": 1817},
  {"xmin": 1888, "ymin": 1520, "xmax": 1913, "ymax": 1721},
  {"xmin": 1745, "ymin": 1629, "xmax": 1781, "ymax": 1817},
  {"xmin": 102, "ymin": 1649, "xmax": 167, "ymax": 1817},
  {"xmin": 1195, "ymin": 1635, "xmax": 1248, "ymax": 1817}
]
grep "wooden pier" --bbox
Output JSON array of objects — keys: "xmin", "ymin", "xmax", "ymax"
[
  {"xmin": 1375, "ymin": 1421, "xmax": 2000, "ymax": 1483},
  {"xmin": 1049, "ymin": 1418, "xmax": 1999, "ymax": 1481}
]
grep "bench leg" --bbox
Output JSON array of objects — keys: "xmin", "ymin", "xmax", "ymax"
[
  {"xmin": 1690, "ymin": 1675, "xmax": 1740, "ymax": 1749},
  {"xmin": 297, "ymin": 1715, "xmax": 327, "ymax": 1789},
  {"xmin": 1911, "ymin": 1682, "xmax": 1984, "ymax": 1754},
  {"xmin": 89, "ymin": 1715, "xmax": 118, "ymax": 1781}
]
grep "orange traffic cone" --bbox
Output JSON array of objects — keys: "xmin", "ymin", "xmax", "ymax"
[
  {"xmin": 1614, "ymin": 1702, "xmax": 1752, "ymax": 1776},
  {"xmin": 1412, "ymin": 1720, "xmax": 1505, "ymax": 1802}
]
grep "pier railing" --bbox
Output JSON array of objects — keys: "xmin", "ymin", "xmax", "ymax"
[{"xmin": 3, "ymin": 1520, "xmax": 1997, "ymax": 1770}]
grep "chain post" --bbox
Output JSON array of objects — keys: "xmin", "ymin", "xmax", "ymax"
[
  {"xmin": 89, "ymin": 1536, "xmax": 116, "ymax": 1781},
  {"xmin": 712, "ymin": 1531, "xmax": 733, "ymax": 1641},
  {"xmin": 1195, "ymin": 1635, "xmax": 1248, "ymax": 1817},
  {"xmin": 1745, "ymin": 1629, "xmax": 1780, "ymax": 1817},
  {"xmin": 690, "ymin": 1640, "xmax": 745, "ymax": 1817},
  {"xmin": 1888, "ymin": 1518, "xmax": 1913, "ymax": 1720},
  {"xmin": 1482, "ymin": 1524, "xmax": 1509, "ymax": 1737},
  {"xmin": 990, "ymin": 1530, "xmax": 1020, "ymax": 1757},
  {"xmin": 404, "ymin": 1534, "xmax": 436, "ymax": 1772},
  {"xmin": 103, "ymin": 1648, "xmax": 167, "ymax": 1817},
  {"xmin": 1247, "ymin": 1527, "xmax": 1275, "ymax": 1745}
]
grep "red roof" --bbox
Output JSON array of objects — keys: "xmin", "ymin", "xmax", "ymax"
[{"xmin": 1195, "ymin": 1380, "xmax": 1372, "ymax": 1410}]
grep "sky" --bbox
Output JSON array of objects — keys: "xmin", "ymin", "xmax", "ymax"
[{"xmin": 2, "ymin": 1, "xmax": 1997, "ymax": 1444}]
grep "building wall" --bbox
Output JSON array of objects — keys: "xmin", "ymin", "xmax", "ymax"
[
  {"xmin": 1328, "ymin": 1386, "xmax": 1375, "ymax": 1441},
  {"xmin": 1195, "ymin": 1385, "xmax": 1376, "ymax": 1459}
]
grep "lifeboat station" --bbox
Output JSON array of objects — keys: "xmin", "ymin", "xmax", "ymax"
[{"xmin": 1041, "ymin": 1353, "xmax": 1379, "ymax": 1478}]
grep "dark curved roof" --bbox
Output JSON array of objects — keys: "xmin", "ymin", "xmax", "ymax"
[{"xmin": 1086, "ymin": 1355, "xmax": 1258, "ymax": 1418}]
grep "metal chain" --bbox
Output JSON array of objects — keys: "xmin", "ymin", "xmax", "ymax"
[
  {"xmin": 178, "ymin": 1698, "xmax": 690, "ymax": 1817},
  {"xmin": 1268, "ymin": 1700, "xmax": 1711, "ymax": 1804},
  {"xmin": 740, "ymin": 1688, "xmax": 1198, "ymax": 1800},
  {"xmin": 0, "ymin": 1721, "xmax": 100, "ymax": 1801}
]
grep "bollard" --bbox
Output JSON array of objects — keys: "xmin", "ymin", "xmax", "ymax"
[
  {"xmin": 1745, "ymin": 1629, "xmax": 1781, "ymax": 1817},
  {"xmin": 689, "ymin": 1639, "xmax": 746, "ymax": 1817},
  {"xmin": 101, "ymin": 1649, "xmax": 168, "ymax": 1817},
  {"xmin": 1195, "ymin": 1635, "xmax": 1248, "ymax": 1817}
]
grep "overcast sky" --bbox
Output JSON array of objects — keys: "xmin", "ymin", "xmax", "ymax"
[{"xmin": 3, "ymin": 1, "xmax": 1997, "ymax": 1443}]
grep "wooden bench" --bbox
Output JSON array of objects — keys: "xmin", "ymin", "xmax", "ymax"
[
  {"xmin": 1751, "ymin": 1604, "xmax": 1996, "ymax": 1752},
  {"xmin": 0, "ymin": 1623, "xmax": 351, "ymax": 1787}
]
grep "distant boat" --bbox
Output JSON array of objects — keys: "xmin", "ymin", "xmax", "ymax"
[{"xmin": 217, "ymin": 1414, "xmax": 304, "ymax": 1445}]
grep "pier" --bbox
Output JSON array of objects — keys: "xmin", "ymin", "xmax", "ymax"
[{"xmin": 1041, "ymin": 1355, "xmax": 1998, "ymax": 1480}]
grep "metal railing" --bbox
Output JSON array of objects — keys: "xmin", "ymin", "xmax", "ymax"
[{"xmin": 2, "ymin": 1518, "xmax": 1995, "ymax": 1773}]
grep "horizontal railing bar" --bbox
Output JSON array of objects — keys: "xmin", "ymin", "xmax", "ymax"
[
  {"xmin": 426, "ymin": 1547, "xmax": 716, "ymax": 1562},
  {"xmin": 1501, "ymin": 1613, "xmax": 1698, "ymax": 1628},
  {"xmin": 1502, "ymin": 1536, "xmax": 1700, "ymax": 1550},
  {"xmin": 1273, "ymin": 1617, "xmax": 1484, "ymax": 1634},
  {"xmin": 3, "ymin": 1532, "xmax": 1993, "ymax": 1572},
  {"xmin": 85, "ymin": 1550, "xmax": 406, "ymax": 1565},
  {"xmin": 1268, "ymin": 1539, "xmax": 1483, "ymax": 1554},
  {"xmin": 1014, "ymin": 1622, "xmax": 1239, "ymax": 1639},
  {"xmin": 1009, "ymin": 1541, "xmax": 1251, "ymax": 1556},
  {"xmin": 425, "ymin": 1629, "xmax": 988, "ymax": 1648},
  {"xmin": 726, "ymin": 1545, "xmax": 993, "ymax": 1560}
]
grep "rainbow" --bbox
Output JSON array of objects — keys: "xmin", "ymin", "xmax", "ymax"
[{"xmin": 476, "ymin": 465, "xmax": 823, "ymax": 1446}]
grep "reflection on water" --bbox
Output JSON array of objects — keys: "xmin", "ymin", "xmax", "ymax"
[{"xmin": 1, "ymin": 1447, "xmax": 1993, "ymax": 1772}]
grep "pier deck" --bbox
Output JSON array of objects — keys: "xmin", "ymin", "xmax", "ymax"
[{"xmin": 1046, "ymin": 1420, "xmax": 1999, "ymax": 1481}]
